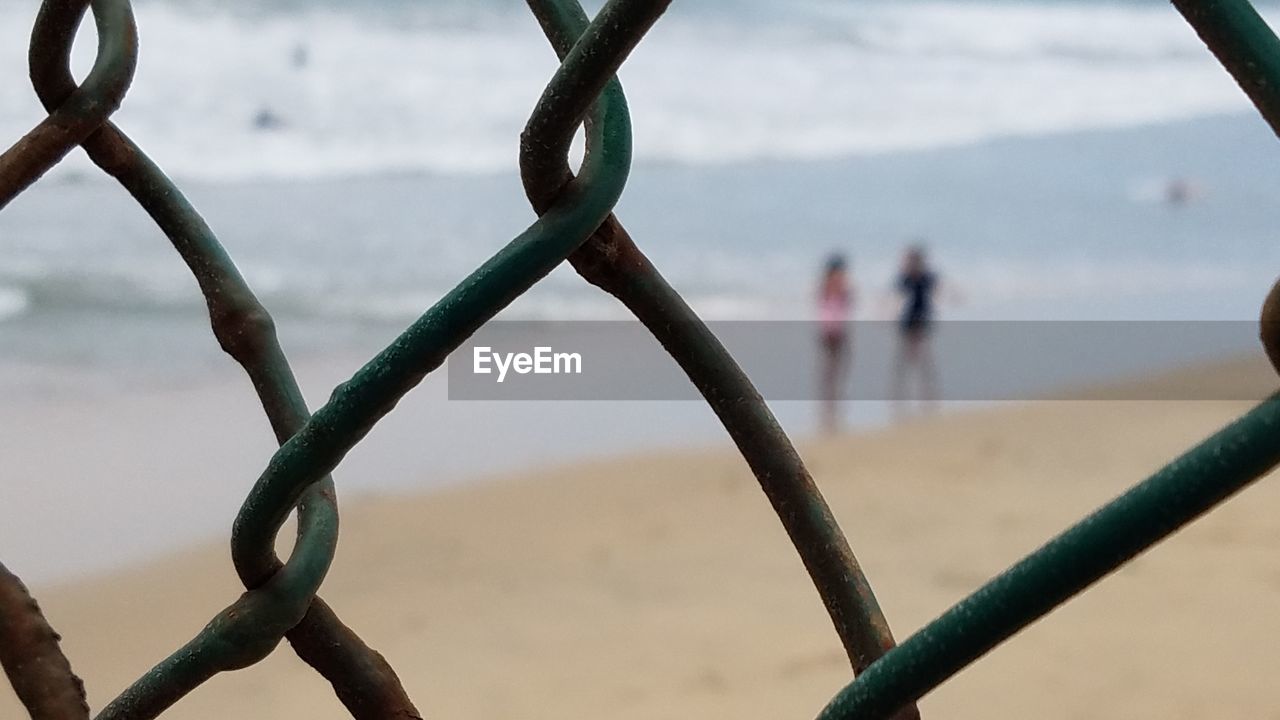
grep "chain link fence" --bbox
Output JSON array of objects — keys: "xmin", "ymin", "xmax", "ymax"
[{"xmin": 1, "ymin": 0, "xmax": 1279, "ymax": 719}]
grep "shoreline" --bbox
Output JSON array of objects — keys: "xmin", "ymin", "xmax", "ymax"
[
  {"xmin": 3, "ymin": 347, "xmax": 1276, "ymax": 588},
  {"xmin": 3, "ymin": 110, "xmax": 1280, "ymax": 361}
]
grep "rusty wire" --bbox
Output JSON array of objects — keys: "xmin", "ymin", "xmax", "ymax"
[
  {"xmin": 0, "ymin": 563, "xmax": 88, "ymax": 720},
  {"xmin": 1, "ymin": 0, "xmax": 1280, "ymax": 718},
  {"xmin": 0, "ymin": 0, "xmax": 135, "ymax": 207},
  {"xmin": 517, "ymin": 3, "xmax": 911, "ymax": 711},
  {"xmin": 22, "ymin": 0, "xmax": 417, "ymax": 716},
  {"xmin": 1264, "ymin": 278, "xmax": 1280, "ymax": 373}
]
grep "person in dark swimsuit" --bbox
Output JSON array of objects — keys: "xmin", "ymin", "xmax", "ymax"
[
  {"xmin": 899, "ymin": 257, "xmax": 936, "ymax": 337},
  {"xmin": 892, "ymin": 246, "xmax": 939, "ymax": 414}
]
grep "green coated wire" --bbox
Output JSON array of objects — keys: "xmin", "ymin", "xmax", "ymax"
[
  {"xmin": 519, "ymin": 0, "xmax": 910, "ymax": 699},
  {"xmin": 5, "ymin": 0, "xmax": 1279, "ymax": 718},
  {"xmin": 89, "ymin": 0, "xmax": 662, "ymax": 714},
  {"xmin": 95, "ymin": 491, "xmax": 336, "ymax": 720},
  {"xmin": 24, "ymin": 3, "xmax": 420, "ymax": 717},
  {"xmin": 816, "ymin": 392, "xmax": 1280, "ymax": 720},
  {"xmin": 1173, "ymin": 0, "xmax": 1280, "ymax": 136},
  {"xmin": 228, "ymin": 0, "xmax": 655, "ymax": 586}
]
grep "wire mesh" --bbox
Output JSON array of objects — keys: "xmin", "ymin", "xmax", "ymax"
[{"xmin": 0, "ymin": 0, "xmax": 1278, "ymax": 719}]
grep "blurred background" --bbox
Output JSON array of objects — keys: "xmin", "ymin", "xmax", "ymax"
[
  {"xmin": 7, "ymin": 3, "xmax": 1280, "ymax": 719},
  {"xmin": 4, "ymin": 0, "xmax": 1280, "ymax": 344}
]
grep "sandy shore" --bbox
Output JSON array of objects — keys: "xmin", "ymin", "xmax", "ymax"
[{"xmin": 5, "ymin": 355, "xmax": 1280, "ymax": 719}]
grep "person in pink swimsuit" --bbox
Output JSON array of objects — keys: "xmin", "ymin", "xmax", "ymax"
[{"xmin": 817, "ymin": 253, "xmax": 853, "ymax": 433}]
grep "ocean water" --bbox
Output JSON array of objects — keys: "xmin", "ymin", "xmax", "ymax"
[{"xmin": 2, "ymin": 0, "xmax": 1280, "ymax": 348}]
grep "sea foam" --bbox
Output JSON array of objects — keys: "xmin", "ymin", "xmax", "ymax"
[{"xmin": 0, "ymin": 0, "xmax": 1266, "ymax": 182}]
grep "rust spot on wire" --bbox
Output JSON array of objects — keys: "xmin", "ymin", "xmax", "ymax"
[
  {"xmin": 1263, "ymin": 276, "xmax": 1280, "ymax": 375},
  {"xmin": 0, "ymin": 563, "xmax": 89, "ymax": 720}
]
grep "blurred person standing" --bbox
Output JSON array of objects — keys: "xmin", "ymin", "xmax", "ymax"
[
  {"xmin": 817, "ymin": 253, "xmax": 854, "ymax": 433},
  {"xmin": 892, "ymin": 245, "xmax": 941, "ymax": 417}
]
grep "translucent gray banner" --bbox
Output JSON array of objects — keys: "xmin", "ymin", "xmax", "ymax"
[{"xmin": 445, "ymin": 321, "xmax": 1274, "ymax": 401}]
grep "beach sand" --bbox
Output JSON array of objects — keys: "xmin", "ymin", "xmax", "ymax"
[{"xmin": 4, "ymin": 355, "xmax": 1280, "ymax": 719}]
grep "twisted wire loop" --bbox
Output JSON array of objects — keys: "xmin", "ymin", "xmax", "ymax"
[
  {"xmin": 17, "ymin": 0, "xmax": 660, "ymax": 715},
  {"xmin": 225, "ymin": 0, "xmax": 651, "ymax": 631},
  {"xmin": 811, "ymin": 6, "xmax": 1280, "ymax": 716},
  {"xmin": 518, "ymin": 2, "xmax": 914, "ymax": 716},
  {"xmin": 0, "ymin": 0, "xmax": 135, "ymax": 208},
  {"xmin": 93, "ymin": 0, "xmax": 658, "ymax": 715},
  {"xmin": 22, "ymin": 3, "xmax": 419, "ymax": 718},
  {"xmin": 0, "ymin": 563, "xmax": 89, "ymax": 720}
]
